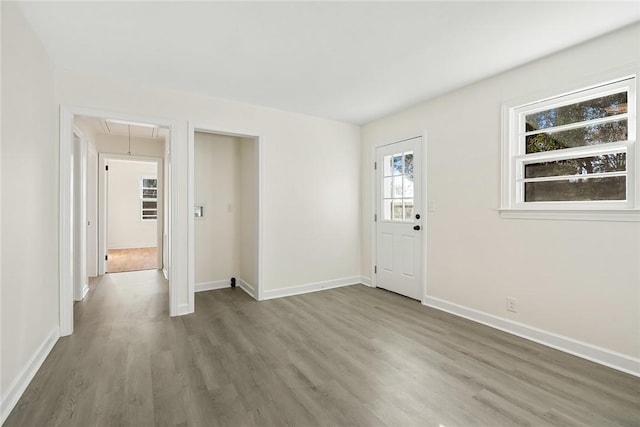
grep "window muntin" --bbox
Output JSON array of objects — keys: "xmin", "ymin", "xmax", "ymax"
[
  {"xmin": 141, "ymin": 177, "xmax": 157, "ymax": 220},
  {"xmin": 382, "ymin": 151, "xmax": 414, "ymax": 221},
  {"xmin": 506, "ymin": 76, "xmax": 636, "ymax": 211}
]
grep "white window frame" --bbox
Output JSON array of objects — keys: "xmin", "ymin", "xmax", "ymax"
[
  {"xmin": 140, "ymin": 175, "xmax": 158, "ymax": 221},
  {"xmin": 501, "ymin": 70, "xmax": 640, "ymax": 222}
]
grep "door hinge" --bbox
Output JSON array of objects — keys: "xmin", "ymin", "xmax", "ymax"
[
  {"xmin": 105, "ymin": 255, "xmax": 108, "ymax": 261},
  {"xmin": 374, "ymin": 161, "xmax": 377, "ymax": 170},
  {"xmin": 374, "ymin": 213, "xmax": 377, "ymax": 222},
  {"xmin": 374, "ymin": 265, "xmax": 377, "ymax": 274},
  {"xmin": 105, "ymin": 165, "xmax": 109, "ymax": 171}
]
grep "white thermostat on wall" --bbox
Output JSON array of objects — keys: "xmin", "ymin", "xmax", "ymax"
[{"xmin": 194, "ymin": 206, "xmax": 204, "ymax": 217}]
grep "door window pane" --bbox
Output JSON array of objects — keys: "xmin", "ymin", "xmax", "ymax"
[
  {"xmin": 393, "ymin": 176, "xmax": 403, "ymax": 198},
  {"xmin": 404, "ymin": 199, "xmax": 414, "ymax": 220},
  {"xmin": 392, "ymin": 200, "xmax": 403, "ymax": 220},
  {"xmin": 392, "ymin": 154, "xmax": 403, "ymax": 175},
  {"xmin": 381, "ymin": 150, "xmax": 417, "ymax": 222},
  {"xmin": 404, "ymin": 152, "xmax": 414, "ymax": 175},
  {"xmin": 403, "ymin": 175, "xmax": 414, "ymax": 197}
]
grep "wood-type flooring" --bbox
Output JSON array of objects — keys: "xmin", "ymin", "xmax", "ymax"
[
  {"xmin": 107, "ymin": 247, "xmax": 158, "ymax": 273},
  {"xmin": 5, "ymin": 270, "xmax": 639, "ymax": 426}
]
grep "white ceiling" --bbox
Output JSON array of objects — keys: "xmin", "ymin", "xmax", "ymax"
[
  {"xmin": 18, "ymin": 1, "xmax": 640, "ymax": 124},
  {"xmin": 75, "ymin": 116, "xmax": 164, "ymax": 139}
]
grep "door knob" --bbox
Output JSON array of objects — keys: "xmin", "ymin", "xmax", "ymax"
[{"xmin": 413, "ymin": 225, "xmax": 421, "ymax": 231}]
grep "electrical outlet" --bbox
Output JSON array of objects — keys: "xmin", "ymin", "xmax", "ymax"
[{"xmin": 506, "ymin": 297, "xmax": 517, "ymax": 313}]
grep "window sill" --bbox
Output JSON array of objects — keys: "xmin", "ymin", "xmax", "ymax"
[{"xmin": 499, "ymin": 209, "xmax": 640, "ymax": 222}]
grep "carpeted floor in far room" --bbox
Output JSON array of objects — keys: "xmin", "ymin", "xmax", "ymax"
[{"xmin": 107, "ymin": 247, "xmax": 157, "ymax": 273}]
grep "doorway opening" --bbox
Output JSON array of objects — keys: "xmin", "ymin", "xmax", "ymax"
[
  {"xmin": 102, "ymin": 156, "xmax": 163, "ymax": 274},
  {"xmin": 188, "ymin": 126, "xmax": 262, "ymax": 302},
  {"xmin": 60, "ymin": 107, "xmax": 179, "ymax": 336}
]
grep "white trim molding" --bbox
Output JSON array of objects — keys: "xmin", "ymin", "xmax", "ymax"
[
  {"xmin": 501, "ymin": 67, "xmax": 639, "ymax": 218},
  {"xmin": 1, "ymin": 327, "xmax": 60, "ymax": 424},
  {"xmin": 499, "ymin": 208, "xmax": 640, "ymax": 222},
  {"xmin": 423, "ymin": 296, "xmax": 640, "ymax": 377},
  {"xmin": 262, "ymin": 276, "xmax": 361, "ymax": 300},
  {"xmin": 195, "ymin": 280, "xmax": 230, "ymax": 293},
  {"xmin": 238, "ymin": 278, "xmax": 257, "ymax": 300},
  {"xmin": 360, "ymin": 276, "xmax": 372, "ymax": 287}
]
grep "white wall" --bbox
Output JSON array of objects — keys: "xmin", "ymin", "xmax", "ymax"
[
  {"xmin": 54, "ymin": 68, "xmax": 361, "ymax": 309},
  {"xmin": 194, "ymin": 133, "xmax": 239, "ymax": 284},
  {"xmin": 1, "ymin": 0, "xmax": 57, "ymax": 409},
  {"xmin": 361, "ymin": 24, "xmax": 640, "ymax": 359},
  {"xmin": 107, "ymin": 159, "xmax": 158, "ymax": 250}
]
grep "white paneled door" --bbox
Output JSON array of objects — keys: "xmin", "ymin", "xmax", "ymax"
[{"xmin": 376, "ymin": 137, "xmax": 423, "ymax": 300}]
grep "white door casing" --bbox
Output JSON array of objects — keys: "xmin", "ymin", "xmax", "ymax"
[
  {"xmin": 99, "ymin": 154, "xmax": 163, "ymax": 274},
  {"xmin": 72, "ymin": 129, "xmax": 88, "ymax": 301},
  {"xmin": 87, "ymin": 143, "xmax": 98, "ymax": 277},
  {"xmin": 375, "ymin": 137, "xmax": 423, "ymax": 300}
]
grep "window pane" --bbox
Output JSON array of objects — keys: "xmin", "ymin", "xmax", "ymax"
[
  {"xmin": 392, "ymin": 200, "xmax": 403, "ymax": 220},
  {"xmin": 404, "ymin": 152, "xmax": 414, "ymax": 175},
  {"xmin": 143, "ymin": 189, "xmax": 158, "ymax": 198},
  {"xmin": 525, "ymin": 92, "xmax": 627, "ymax": 132},
  {"xmin": 403, "ymin": 174, "xmax": 414, "ymax": 197},
  {"xmin": 142, "ymin": 178, "xmax": 157, "ymax": 188},
  {"xmin": 525, "ymin": 153, "xmax": 626, "ymax": 178},
  {"xmin": 383, "ymin": 177, "xmax": 392, "ymax": 198},
  {"xmin": 142, "ymin": 201, "xmax": 157, "ymax": 209},
  {"xmin": 383, "ymin": 199, "xmax": 392, "ymax": 220},
  {"xmin": 393, "ymin": 176, "xmax": 403, "ymax": 198},
  {"xmin": 392, "ymin": 154, "xmax": 402, "ymax": 175},
  {"xmin": 524, "ymin": 176, "xmax": 626, "ymax": 201},
  {"xmin": 404, "ymin": 199, "xmax": 414, "ymax": 220},
  {"xmin": 383, "ymin": 155, "xmax": 393, "ymax": 177},
  {"xmin": 526, "ymin": 119, "xmax": 627, "ymax": 153}
]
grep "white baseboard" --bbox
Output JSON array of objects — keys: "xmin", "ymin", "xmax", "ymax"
[
  {"xmin": 262, "ymin": 276, "xmax": 361, "ymax": 300},
  {"xmin": 1, "ymin": 326, "xmax": 60, "ymax": 424},
  {"xmin": 360, "ymin": 276, "xmax": 372, "ymax": 287},
  {"xmin": 423, "ymin": 296, "xmax": 640, "ymax": 377},
  {"xmin": 238, "ymin": 278, "xmax": 257, "ymax": 300},
  {"xmin": 195, "ymin": 280, "xmax": 230, "ymax": 293},
  {"xmin": 81, "ymin": 284, "xmax": 89, "ymax": 299},
  {"xmin": 162, "ymin": 268, "xmax": 168, "ymax": 280}
]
